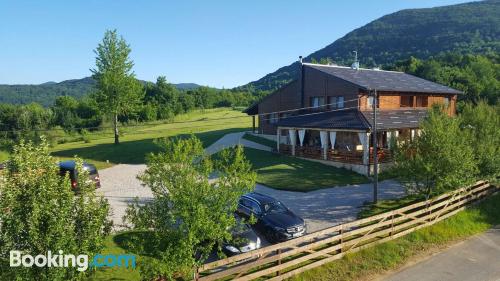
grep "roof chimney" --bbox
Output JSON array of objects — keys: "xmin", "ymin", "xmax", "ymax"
[
  {"xmin": 351, "ymin": 51, "xmax": 359, "ymax": 70},
  {"xmin": 299, "ymin": 56, "xmax": 303, "ymax": 64}
]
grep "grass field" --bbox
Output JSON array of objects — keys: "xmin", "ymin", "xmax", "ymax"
[
  {"xmin": 46, "ymin": 108, "xmax": 252, "ymax": 169},
  {"xmin": 242, "ymin": 133, "xmax": 277, "ymax": 148},
  {"xmin": 242, "ymin": 148, "xmax": 368, "ymax": 191},
  {"xmin": 0, "ymin": 109, "xmax": 252, "ymax": 169},
  {"xmin": 290, "ymin": 190, "xmax": 500, "ymax": 281}
]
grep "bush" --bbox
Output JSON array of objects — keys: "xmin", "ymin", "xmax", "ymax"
[
  {"xmin": 0, "ymin": 138, "xmax": 111, "ymax": 280},
  {"xmin": 394, "ymin": 106, "xmax": 478, "ymax": 198}
]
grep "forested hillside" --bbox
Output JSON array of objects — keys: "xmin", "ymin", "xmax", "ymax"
[
  {"xmin": 241, "ymin": 0, "xmax": 500, "ymax": 91},
  {"xmin": 0, "ymin": 77, "xmax": 201, "ymax": 106},
  {"xmin": 391, "ymin": 53, "xmax": 499, "ymax": 104}
]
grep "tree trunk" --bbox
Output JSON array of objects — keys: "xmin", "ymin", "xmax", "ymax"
[{"xmin": 113, "ymin": 113, "xmax": 119, "ymax": 145}]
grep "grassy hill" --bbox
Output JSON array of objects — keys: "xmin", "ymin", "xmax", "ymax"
[
  {"xmin": 240, "ymin": 0, "xmax": 500, "ymax": 91},
  {"xmin": 0, "ymin": 77, "xmax": 201, "ymax": 106},
  {"xmin": 49, "ymin": 108, "xmax": 250, "ymax": 169}
]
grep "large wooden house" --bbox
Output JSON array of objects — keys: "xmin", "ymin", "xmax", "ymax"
[{"xmin": 244, "ymin": 60, "xmax": 462, "ymax": 175}]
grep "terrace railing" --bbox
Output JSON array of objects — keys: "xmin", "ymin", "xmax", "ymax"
[{"xmin": 279, "ymin": 144, "xmax": 393, "ymax": 164}]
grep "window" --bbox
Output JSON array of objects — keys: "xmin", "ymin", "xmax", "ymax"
[
  {"xmin": 328, "ymin": 96, "xmax": 345, "ymax": 109},
  {"xmin": 310, "ymin": 97, "xmax": 325, "ymax": 108},
  {"xmin": 443, "ymin": 97, "xmax": 450, "ymax": 107},
  {"xmin": 366, "ymin": 96, "xmax": 379, "ymax": 108},
  {"xmin": 263, "ymin": 201, "xmax": 288, "ymax": 214},
  {"xmin": 337, "ymin": 96, "xmax": 345, "ymax": 108},
  {"xmin": 328, "ymin": 96, "xmax": 337, "ymax": 108},
  {"xmin": 415, "ymin": 96, "xmax": 428, "ymax": 107},
  {"xmin": 239, "ymin": 198, "xmax": 252, "ymax": 209},
  {"xmin": 267, "ymin": 113, "xmax": 278, "ymax": 124},
  {"xmin": 249, "ymin": 201, "xmax": 262, "ymax": 215},
  {"xmin": 401, "ymin": 96, "xmax": 414, "ymax": 107}
]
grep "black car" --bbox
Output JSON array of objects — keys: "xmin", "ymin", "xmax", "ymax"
[
  {"xmin": 222, "ymin": 215, "xmax": 261, "ymax": 256},
  {"xmin": 237, "ymin": 192, "xmax": 306, "ymax": 243},
  {"xmin": 59, "ymin": 160, "xmax": 101, "ymax": 189}
]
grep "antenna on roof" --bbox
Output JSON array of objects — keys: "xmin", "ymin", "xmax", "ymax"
[{"xmin": 351, "ymin": 51, "xmax": 359, "ymax": 70}]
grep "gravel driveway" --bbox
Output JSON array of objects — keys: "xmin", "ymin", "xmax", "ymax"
[
  {"xmin": 98, "ymin": 164, "xmax": 150, "ymax": 229},
  {"xmin": 98, "ymin": 164, "xmax": 405, "ymax": 233},
  {"xmin": 256, "ymin": 181, "xmax": 405, "ymax": 233}
]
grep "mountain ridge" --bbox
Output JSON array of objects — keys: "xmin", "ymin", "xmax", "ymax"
[
  {"xmin": 239, "ymin": 0, "xmax": 500, "ymax": 91},
  {"xmin": 0, "ymin": 77, "xmax": 202, "ymax": 106}
]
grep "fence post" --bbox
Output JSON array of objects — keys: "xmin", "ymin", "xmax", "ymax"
[
  {"xmin": 390, "ymin": 211, "xmax": 395, "ymax": 237},
  {"xmin": 194, "ymin": 266, "xmax": 199, "ymax": 281},
  {"xmin": 339, "ymin": 226, "xmax": 344, "ymax": 254},
  {"xmin": 276, "ymin": 248, "xmax": 282, "ymax": 276}
]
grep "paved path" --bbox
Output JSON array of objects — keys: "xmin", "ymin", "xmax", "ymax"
[
  {"xmin": 383, "ymin": 225, "xmax": 500, "ymax": 281},
  {"xmin": 205, "ymin": 132, "xmax": 272, "ymax": 155},
  {"xmin": 256, "ymin": 181, "xmax": 404, "ymax": 233}
]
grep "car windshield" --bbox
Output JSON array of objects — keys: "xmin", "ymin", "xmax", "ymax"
[
  {"xmin": 262, "ymin": 201, "xmax": 287, "ymax": 214},
  {"xmin": 86, "ymin": 167, "xmax": 98, "ymax": 176},
  {"xmin": 231, "ymin": 222, "xmax": 251, "ymax": 235}
]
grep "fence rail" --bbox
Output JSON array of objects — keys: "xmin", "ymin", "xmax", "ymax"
[{"xmin": 195, "ymin": 180, "xmax": 497, "ymax": 281}]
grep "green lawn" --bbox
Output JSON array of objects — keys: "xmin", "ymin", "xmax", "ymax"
[
  {"xmin": 358, "ymin": 194, "xmax": 424, "ymax": 218},
  {"xmin": 0, "ymin": 150, "xmax": 8, "ymax": 163},
  {"xmin": 48, "ymin": 108, "xmax": 251, "ymax": 169},
  {"xmin": 86, "ymin": 233, "xmax": 143, "ymax": 281},
  {"xmin": 290, "ymin": 191, "xmax": 500, "ymax": 281},
  {"xmin": 242, "ymin": 148, "xmax": 368, "ymax": 191},
  {"xmin": 242, "ymin": 133, "xmax": 277, "ymax": 148}
]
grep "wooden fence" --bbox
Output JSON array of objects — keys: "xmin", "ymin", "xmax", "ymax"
[{"xmin": 195, "ymin": 180, "xmax": 497, "ymax": 281}]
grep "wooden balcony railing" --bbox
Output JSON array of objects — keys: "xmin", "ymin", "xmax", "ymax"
[{"xmin": 279, "ymin": 144, "xmax": 393, "ymax": 164}]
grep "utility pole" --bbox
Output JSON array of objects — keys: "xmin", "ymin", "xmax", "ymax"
[{"xmin": 372, "ymin": 89, "xmax": 378, "ymax": 204}]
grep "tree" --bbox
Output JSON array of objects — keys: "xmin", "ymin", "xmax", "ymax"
[
  {"xmin": 394, "ymin": 106, "xmax": 478, "ymax": 198},
  {"xmin": 0, "ymin": 138, "xmax": 111, "ymax": 280},
  {"xmin": 459, "ymin": 101, "xmax": 500, "ymax": 179},
  {"xmin": 124, "ymin": 136, "xmax": 256, "ymax": 279},
  {"xmin": 91, "ymin": 29, "xmax": 143, "ymax": 144},
  {"xmin": 53, "ymin": 96, "xmax": 79, "ymax": 131},
  {"xmin": 144, "ymin": 76, "xmax": 179, "ymax": 120}
]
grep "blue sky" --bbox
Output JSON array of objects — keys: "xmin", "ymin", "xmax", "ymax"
[{"xmin": 0, "ymin": 0, "xmax": 473, "ymax": 88}]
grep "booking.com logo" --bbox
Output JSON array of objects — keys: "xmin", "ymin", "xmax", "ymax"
[{"xmin": 10, "ymin": 250, "xmax": 136, "ymax": 272}]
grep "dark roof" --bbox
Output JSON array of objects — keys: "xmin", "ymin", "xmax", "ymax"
[
  {"xmin": 361, "ymin": 109, "xmax": 427, "ymax": 130},
  {"xmin": 276, "ymin": 109, "xmax": 371, "ymax": 130},
  {"xmin": 275, "ymin": 109, "xmax": 426, "ymax": 130},
  {"xmin": 243, "ymin": 103, "xmax": 259, "ymax": 115},
  {"xmin": 306, "ymin": 64, "xmax": 462, "ymax": 95}
]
